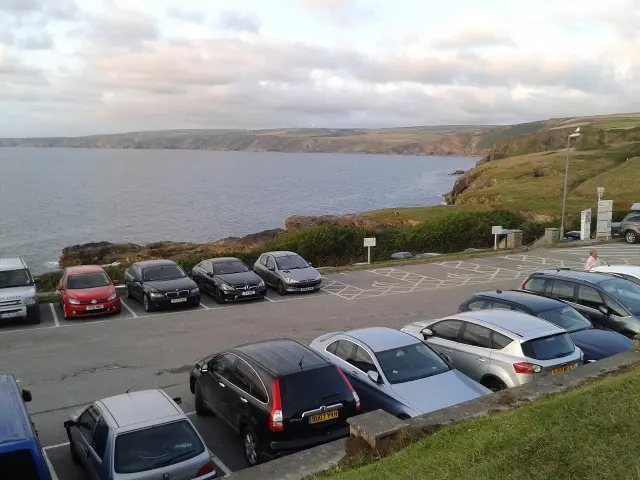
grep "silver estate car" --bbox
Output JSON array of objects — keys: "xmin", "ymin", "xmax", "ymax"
[
  {"xmin": 253, "ymin": 251, "xmax": 322, "ymax": 295},
  {"xmin": 310, "ymin": 327, "xmax": 491, "ymax": 419},
  {"xmin": 64, "ymin": 389, "xmax": 218, "ymax": 480},
  {"xmin": 401, "ymin": 310, "xmax": 583, "ymax": 391}
]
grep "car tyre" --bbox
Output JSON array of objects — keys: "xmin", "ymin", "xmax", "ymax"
[
  {"xmin": 62, "ymin": 303, "xmax": 70, "ymax": 320},
  {"xmin": 482, "ymin": 377, "xmax": 507, "ymax": 392},
  {"xmin": 242, "ymin": 425, "xmax": 261, "ymax": 467},
  {"xmin": 66, "ymin": 429, "xmax": 81, "ymax": 465},
  {"xmin": 125, "ymin": 282, "xmax": 133, "ymax": 299},
  {"xmin": 195, "ymin": 381, "xmax": 211, "ymax": 416},
  {"xmin": 214, "ymin": 288, "xmax": 225, "ymax": 304},
  {"xmin": 143, "ymin": 294, "xmax": 154, "ymax": 312},
  {"xmin": 26, "ymin": 311, "xmax": 41, "ymax": 325},
  {"xmin": 277, "ymin": 281, "xmax": 287, "ymax": 296},
  {"xmin": 625, "ymin": 230, "xmax": 638, "ymax": 244}
]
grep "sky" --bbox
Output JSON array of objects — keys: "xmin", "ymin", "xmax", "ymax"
[{"xmin": 1, "ymin": 0, "xmax": 640, "ymax": 137}]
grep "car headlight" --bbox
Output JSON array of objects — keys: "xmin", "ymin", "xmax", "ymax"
[
  {"xmin": 314, "ymin": 273, "xmax": 322, "ymax": 281},
  {"xmin": 190, "ymin": 287, "xmax": 199, "ymax": 294},
  {"xmin": 23, "ymin": 296, "xmax": 37, "ymax": 306},
  {"xmin": 284, "ymin": 277, "xmax": 296, "ymax": 283},
  {"xmin": 258, "ymin": 279, "xmax": 265, "ymax": 287},
  {"xmin": 107, "ymin": 293, "xmax": 117, "ymax": 301},
  {"xmin": 68, "ymin": 298, "xmax": 81, "ymax": 305},
  {"xmin": 220, "ymin": 283, "xmax": 234, "ymax": 291},
  {"xmin": 149, "ymin": 292, "xmax": 164, "ymax": 299}
]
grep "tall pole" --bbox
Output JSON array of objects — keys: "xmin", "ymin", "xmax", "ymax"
[{"xmin": 559, "ymin": 134, "xmax": 571, "ymax": 239}]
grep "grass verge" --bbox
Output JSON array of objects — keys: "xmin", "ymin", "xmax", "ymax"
[{"xmin": 318, "ymin": 364, "xmax": 640, "ymax": 480}]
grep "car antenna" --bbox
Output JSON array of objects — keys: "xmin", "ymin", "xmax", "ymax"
[{"xmin": 125, "ymin": 385, "xmax": 135, "ymax": 394}]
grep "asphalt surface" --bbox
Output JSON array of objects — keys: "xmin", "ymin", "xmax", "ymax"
[{"xmin": 1, "ymin": 243, "xmax": 638, "ymax": 479}]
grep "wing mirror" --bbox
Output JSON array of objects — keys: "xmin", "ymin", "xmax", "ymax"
[
  {"xmin": 367, "ymin": 370, "xmax": 381, "ymax": 384},
  {"xmin": 421, "ymin": 328, "xmax": 434, "ymax": 339},
  {"xmin": 598, "ymin": 305, "xmax": 611, "ymax": 316},
  {"xmin": 56, "ymin": 285, "xmax": 64, "ymax": 291},
  {"xmin": 172, "ymin": 397, "xmax": 182, "ymax": 405},
  {"xmin": 200, "ymin": 364, "xmax": 209, "ymax": 373},
  {"xmin": 112, "ymin": 279, "xmax": 119, "ymax": 285},
  {"xmin": 63, "ymin": 420, "xmax": 76, "ymax": 429},
  {"xmin": 21, "ymin": 389, "xmax": 32, "ymax": 403}
]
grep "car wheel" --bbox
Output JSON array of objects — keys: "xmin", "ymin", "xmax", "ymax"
[
  {"xmin": 277, "ymin": 281, "xmax": 287, "ymax": 296},
  {"xmin": 214, "ymin": 288, "xmax": 225, "ymax": 304},
  {"xmin": 482, "ymin": 377, "xmax": 507, "ymax": 392},
  {"xmin": 195, "ymin": 382, "xmax": 211, "ymax": 416},
  {"xmin": 143, "ymin": 294, "xmax": 154, "ymax": 312},
  {"xmin": 26, "ymin": 311, "xmax": 41, "ymax": 325},
  {"xmin": 66, "ymin": 429, "xmax": 81, "ymax": 465},
  {"xmin": 242, "ymin": 426, "xmax": 261, "ymax": 467},
  {"xmin": 62, "ymin": 303, "xmax": 70, "ymax": 320},
  {"xmin": 625, "ymin": 230, "xmax": 638, "ymax": 244},
  {"xmin": 125, "ymin": 282, "xmax": 133, "ymax": 299}
]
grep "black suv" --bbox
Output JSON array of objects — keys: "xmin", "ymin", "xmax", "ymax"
[
  {"xmin": 520, "ymin": 269, "xmax": 640, "ymax": 338},
  {"xmin": 189, "ymin": 339, "xmax": 361, "ymax": 467},
  {"xmin": 459, "ymin": 289, "xmax": 633, "ymax": 362}
]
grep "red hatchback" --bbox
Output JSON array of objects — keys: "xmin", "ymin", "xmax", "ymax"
[{"xmin": 57, "ymin": 266, "xmax": 121, "ymax": 319}]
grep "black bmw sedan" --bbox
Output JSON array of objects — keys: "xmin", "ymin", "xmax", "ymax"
[{"xmin": 192, "ymin": 257, "xmax": 267, "ymax": 304}]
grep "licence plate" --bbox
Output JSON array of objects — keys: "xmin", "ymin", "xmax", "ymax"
[
  {"xmin": 241, "ymin": 291, "xmax": 255, "ymax": 296},
  {"xmin": 171, "ymin": 298, "xmax": 187, "ymax": 303},
  {"xmin": 550, "ymin": 364, "xmax": 574, "ymax": 375},
  {"xmin": 85, "ymin": 305, "xmax": 104, "ymax": 311},
  {"xmin": 0, "ymin": 311, "xmax": 22, "ymax": 319},
  {"xmin": 309, "ymin": 410, "xmax": 339, "ymax": 424},
  {"xmin": 300, "ymin": 287, "xmax": 314, "ymax": 291}
]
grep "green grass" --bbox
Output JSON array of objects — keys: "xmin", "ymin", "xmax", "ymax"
[{"xmin": 319, "ymin": 365, "xmax": 640, "ymax": 480}]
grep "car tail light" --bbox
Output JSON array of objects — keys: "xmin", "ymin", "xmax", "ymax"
[
  {"xmin": 336, "ymin": 367, "xmax": 361, "ymax": 412},
  {"xmin": 518, "ymin": 277, "xmax": 529, "ymax": 290},
  {"xmin": 269, "ymin": 379, "xmax": 284, "ymax": 431},
  {"xmin": 457, "ymin": 308, "xmax": 463, "ymax": 313},
  {"xmin": 195, "ymin": 460, "xmax": 216, "ymax": 477},
  {"xmin": 513, "ymin": 362, "xmax": 542, "ymax": 374}
]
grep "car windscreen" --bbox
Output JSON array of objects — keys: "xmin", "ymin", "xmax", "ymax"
[
  {"xmin": 600, "ymin": 278, "xmax": 640, "ymax": 315},
  {"xmin": 0, "ymin": 269, "xmax": 32, "ymax": 289},
  {"xmin": 212, "ymin": 261, "xmax": 249, "ymax": 275},
  {"xmin": 275, "ymin": 255, "xmax": 309, "ymax": 270},
  {"xmin": 280, "ymin": 367, "xmax": 348, "ymax": 414},
  {"xmin": 67, "ymin": 272, "xmax": 111, "ymax": 289},
  {"xmin": 538, "ymin": 306, "xmax": 592, "ymax": 333},
  {"xmin": 0, "ymin": 449, "xmax": 40, "ymax": 480},
  {"xmin": 376, "ymin": 342, "xmax": 450, "ymax": 385},
  {"xmin": 143, "ymin": 265, "xmax": 185, "ymax": 281},
  {"xmin": 114, "ymin": 420, "xmax": 205, "ymax": 474},
  {"xmin": 521, "ymin": 333, "xmax": 575, "ymax": 361}
]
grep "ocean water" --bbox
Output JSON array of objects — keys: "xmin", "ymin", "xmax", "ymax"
[{"xmin": 0, "ymin": 148, "xmax": 476, "ymax": 274}]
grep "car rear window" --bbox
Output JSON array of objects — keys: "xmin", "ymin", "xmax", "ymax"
[
  {"xmin": 0, "ymin": 449, "xmax": 39, "ymax": 480},
  {"xmin": 280, "ymin": 367, "xmax": 348, "ymax": 413},
  {"xmin": 521, "ymin": 333, "xmax": 575, "ymax": 361},
  {"xmin": 114, "ymin": 420, "xmax": 205, "ymax": 474}
]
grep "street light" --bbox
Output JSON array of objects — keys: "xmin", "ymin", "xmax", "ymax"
[{"xmin": 559, "ymin": 127, "xmax": 582, "ymax": 239}]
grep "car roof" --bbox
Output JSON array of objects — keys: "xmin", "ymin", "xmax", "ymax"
[
  {"xmin": 65, "ymin": 265, "xmax": 106, "ymax": 274},
  {"xmin": 342, "ymin": 327, "xmax": 419, "ymax": 352},
  {"xmin": 453, "ymin": 309, "xmax": 564, "ymax": 337},
  {"xmin": 234, "ymin": 339, "xmax": 328, "ymax": 376},
  {"xmin": 470, "ymin": 289, "xmax": 565, "ymax": 312},
  {"xmin": 0, "ymin": 375, "xmax": 32, "ymax": 445},
  {"xmin": 98, "ymin": 389, "xmax": 183, "ymax": 429},
  {"xmin": 264, "ymin": 251, "xmax": 299, "ymax": 258},
  {"xmin": 0, "ymin": 258, "xmax": 27, "ymax": 272},
  {"xmin": 593, "ymin": 265, "xmax": 640, "ymax": 276},
  {"xmin": 531, "ymin": 269, "xmax": 615, "ymax": 284},
  {"xmin": 209, "ymin": 257, "xmax": 242, "ymax": 263},
  {"xmin": 134, "ymin": 259, "xmax": 178, "ymax": 269}
]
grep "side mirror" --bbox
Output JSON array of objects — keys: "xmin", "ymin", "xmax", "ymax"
[
  {"xmin": 598, "ymin": 305, "xmax": 610, "ymax": 316},
  {"xmin": 308, "ymin": 262, "xmax": 313, "ymax": 267},
  {"xmin": 421, "ymin": 328, "xmax": 434, "ymax": 338},
  {"xmin": 367, "ymin": 370, "xmax": 381, "ymax": 384},
  {"xmin": 21, "ymin": 389, "xmax": 32, "ymax": 403},
  {"xmin": 173, "ymin": 396, "xmax": 182, "ymax": 405},
  {"xmin": 112, "ymin": 280, "xmax": 119, "ymax": 285},
  {"xmin": 56, "ymin": 285, "xmax": 64, "ymax": 291},
  {"xmin": 63, "ymin": 420, "xmax": 76, "ymax": 429},
  {"xmin": 200, "ymin": 364, "xmax": 209, "ymax": 373}
]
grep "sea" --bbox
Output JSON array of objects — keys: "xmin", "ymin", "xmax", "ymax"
[{"xmin": 0, "ymin": 148, "xmax": 477, "ymax": 274}]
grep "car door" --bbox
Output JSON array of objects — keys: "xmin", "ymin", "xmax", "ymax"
[
  {"xmin": 88, "ymin": 416, "xmax": 109, "ymax": 479},
  {"xmin": 264, "ymin": 256, "xmax": 278, "ymax": 286},
  {"xmin": 129, "ymin": 265, "xmax": 144, "ymax": 300},
  {"xmin": 253, "ymin": 255, "xmax": 268, "ymax": 280},
  {"xmin": 574, "ymin": 284, "xmax": 614, "ymax": 329},
  {"xmin": 424, "ymin": 319, "xmax": 464, "ymax": 363},
  {"xmin": 454, "ymin": 322, "xmax": 492, "ymax": 381},
  {"xmin": 70, "ymin": 405, "xmax": 100, "ymax": 479},
  {"xmin": 202, "ymin": 353, "xmax": 239, "ymax": 422},
  {"xmin": 225, "ymin": 358, "xmax": 267, "ymax": 431},
  {"xmin": 195, "ymin": 261, "xmax": 214, "ymax": 293}
]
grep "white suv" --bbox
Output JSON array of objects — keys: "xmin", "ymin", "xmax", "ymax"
[
  {"xmin": 401, "ymin": 309, "xmax": 583, "ymax": 391},
  {"xmin": 0, "ymin": 258, "xmax": 40, "ymax": 324}
]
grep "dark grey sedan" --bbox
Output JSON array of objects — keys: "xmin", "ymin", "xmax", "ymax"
[{"xmin": 253, "ymin": 251, "xmax": 322, "ymax": 295}]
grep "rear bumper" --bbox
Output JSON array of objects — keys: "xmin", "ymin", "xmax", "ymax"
[
  {"xmin": 267, "ymin": 426, "xmax": 349, "ymax": 457},
  {"xmin": 66, "ymin": 298, "xmax": 121, "ymax": 318}
]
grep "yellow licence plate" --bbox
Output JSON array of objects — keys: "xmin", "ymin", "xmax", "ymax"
[
  {"xmin": 309, "ymin": 410, "xmax": 339, "ymax": 424},
  {"xmin": 550, "ymin": 364, "xmax": 574, "ymax": 375}
]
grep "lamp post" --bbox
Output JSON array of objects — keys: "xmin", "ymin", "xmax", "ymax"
[{"xmin": 559, "ymin": 127, "xmax": 582, "ymax": 239}]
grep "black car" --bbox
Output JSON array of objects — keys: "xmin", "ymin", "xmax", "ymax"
[
  {"xmin": 124, "ymin": 259, "xmax": 200, "ymax": 312},
  {"xmin": 189, "ymin": 339, "xmax": 361, "ymax": 467},
  {"xmin": 520, "ymin": 269, "xmax": 640, "ymax": 339},
  {"xmin": 191, "ymin": 257, "xmax": 267, "ymax": 304},
  {"xmin": 458, "ymin": 289, "xmax": 633, "ymax": 363}
]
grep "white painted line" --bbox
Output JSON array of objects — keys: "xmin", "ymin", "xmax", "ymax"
[
  {"xmin": 43, "ymin": 441, "xmax": 70, "ymax": 451},
  {"xmin": 263, "ymin": 296, "xmax": 275, "ymax": 302},
  {"xmin": 199, "ymin": 302, "xmax": 209, "ymax": 310},
  {"xmin": 49, "ymin": 303, "xmax": 60, "ymax": 328},
  {"xmin": 43, "ymin": 450, "xmax": 60, "ymax": 480},
  {"xmin": 210, "ymin": 451, "xmax": 232, "ymax": 476},
  {"xmin": 120, "ymin": 299, "xmax": 138, "ymax": 318}
]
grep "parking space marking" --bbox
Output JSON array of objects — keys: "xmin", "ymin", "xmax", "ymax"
[
  {"xmin": 119, "ymin": 298, "xmax": 138, "ymax": 318},
  {"xmin": 263, "ymin": 295, "xmax": 275, "ymax": 302},
  {"xmin": 199, "ymin": 302, "xmax": 209, "ymax": 310},
  {"xmin": 49, "ymin": 303, "xmax": 60, "ymax": 328},
  {"xmin": 43, "ymin": 451, "xmax": 59, "ymax": 480}
]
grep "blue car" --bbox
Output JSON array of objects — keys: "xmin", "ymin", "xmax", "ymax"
[
  {"xmin": 458, "ymin": 289, "xmax": 633, "ymax": 363},
  {"xmin": 0, "ymin": 374, "xmax": 52, "ymax": 480}
]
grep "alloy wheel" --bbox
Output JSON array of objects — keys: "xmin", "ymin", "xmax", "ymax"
[
  {"xmin": 244, "ymin": 431, "xmax": 258, "ymax": 466},
  {"xmin": 626, "ymin": 231, "xmax": 637, "ymax": 244}
]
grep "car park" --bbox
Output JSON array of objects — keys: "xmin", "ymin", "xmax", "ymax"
[
  {"xmin": 458, "ymin": 289, "xmax": 633, "ymax": 363},
  {"xmin": 253, "ymin": 251, "xmax": 322, "ymax": 295},
  {"xmin": 401, "ymin": 310, "xmax": 583, "ymax": 391},
  {"xmin": 56, "ymin": 265, "xmax": 121, "ymax": 319},
  {"xmin": 520, "ymin": 269, "xmax": 640, "ymax": 338},
  {"xmin": 192, "ymin": 257, "xmax": 267, "ymax": 304},
  {"xmin": 189, "ymin": 338, "xmax": 360, "ymax": 467},
  {"xmin": 124, "ymin": 259, "xmax": 200, "ymax": 312},
  {"xmin": 0, "ymin": 257, "xmax": 40, "ymax": 325},
  {"xmin": 0, "ymin": 374, "xmax": 51, "ymax": 480},
  {"xmin": 64, "ymin": 389, "xmax": 218, "ymax": 479},
  {"xmin": 309, "ymin": 327, "xmax": 490, "ymax": 419}
]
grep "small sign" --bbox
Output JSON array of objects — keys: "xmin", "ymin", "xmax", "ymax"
[
  {"xmin": 491, "ymin": 226, "xmax": 503, "ymax": 235},
  {"xmin": 363, "ymin": 237, "xmax": 376, "ymax": 247},
  {"xmin": 597, "ymin": 200, "xmax": 613, "ymax": 213},
  {"xmin": 597, "ymin": 187, "xmax": 605, "ymax": 200}
]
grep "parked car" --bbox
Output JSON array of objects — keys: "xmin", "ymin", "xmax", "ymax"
[
  {"xmin": 253, "ymin": 251, "xmax": 322, "ymax": 295},
  {"xmin": 591, "ymin": 265, "xmax": 640, "ymax": 284},
  {"xmin": 64, "ymin": 389, "xmax": 218, "ymax": 479},
  {"xmin": 189, "ymin": 339, "xmax": 360, "ymax": 467},
  {"xmin": 309, "ymin": 327, "xmax": 490, "ymax": 419},
  {"xmin": 458, "ymin": 289, "xmax": 633, "ymax": 363},
  {"xmin": 56, "ymin": 265, "xmax": 121, "ymax": 320},
  {"xmin": 192, "ymin": 257, "xmax": 267, "ymax": 304},
  {"xmin": 0, "ymin": 257, "xmax": 40, "ymax": 325},
  {"xmin": 619, "ymin": 211, "xmax": 640, "ymax": 243},
  {"xmin": 520, "ymin": 269, "xmax": 640, "ymax": 338},
  {"xmin": 124, "ymin": 260, "xmax": 200, "ymax": 312},
  {"xmin": 401, "ymin": 310, "xmax": 583, "ymax": 391},
  {"xmin": 0, "ymin": 375, "xmax": 50, "ymax": 480}
]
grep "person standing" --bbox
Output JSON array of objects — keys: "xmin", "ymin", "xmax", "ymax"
[{"xmin": 585, "ymin": 250, "xmax": 600, "ymax": 270}]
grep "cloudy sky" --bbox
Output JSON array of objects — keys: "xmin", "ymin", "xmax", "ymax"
[{"xmin": 1, "ymin": 0, "xmax": 639, "ymax": 136}]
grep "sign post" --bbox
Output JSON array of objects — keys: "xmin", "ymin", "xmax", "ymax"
[
  {"xmin": 580, "ymin": 208, "xmax": 592, "ymax": 240},
  {"xmin": 597, "ymin": 187, "xmax": 604, "ymax": 201},
  {"xmin": 363, "ymin": 237, "xmax": 376, "ymax": 264},
  {"xmin": 596, "ymin": 199, "xmax": 613, "ymax": 240},
  {"xmin": 491, "ymin": 226, "xmax": 503, "ymax": 250}
]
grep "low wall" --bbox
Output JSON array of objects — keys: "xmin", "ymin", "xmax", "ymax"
[{"xmin": 226, "ymin": 350, "xmax": 640, "ymax": 480}]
